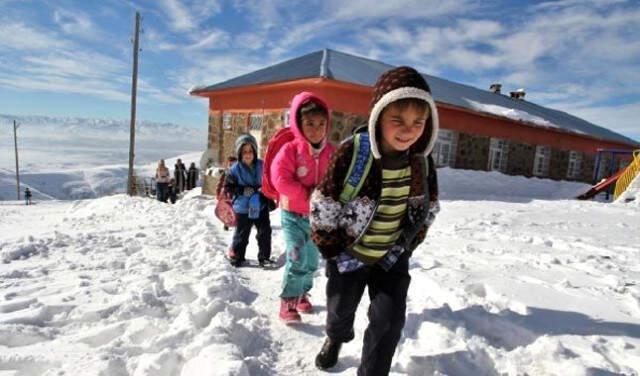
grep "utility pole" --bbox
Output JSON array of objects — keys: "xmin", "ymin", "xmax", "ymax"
[
  {"xmin": 127, "ymin": 11, "xmax": 141, "ymax": 196},
  {"xmin": 13, "ymin": 120, "xmax": 20, "ymax": 200}
]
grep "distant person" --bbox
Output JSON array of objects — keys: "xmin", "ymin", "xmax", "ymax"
[
  {"xmin": 24, "ymin": 188, "xmax": 32, "ymax": 205},
  {"xmin": 168, "ymin": 178, "xmax": 178, "ymax": 204},
  {"xmin": 187, "ymin": 162, "xmax": 199, "ymax": 190},
  {"xmin": 155, "ymin": 159, "xmax": 171, "ymax": 202},
  {"xmin": 175, "ymin": 159, "xmax": 187, "ymax": 193},
  {"xmin": 224, "ymin": 134, "xmax": 272, "ymax": 267}
]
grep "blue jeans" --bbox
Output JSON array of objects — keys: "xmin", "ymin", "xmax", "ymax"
[{"xmin": 280, "ymin": 210, "xmax": 319, "ymax": 298}]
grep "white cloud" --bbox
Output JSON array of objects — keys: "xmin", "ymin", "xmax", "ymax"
[
  {"xmin": 0, "ymin": 21, "xmax": 69, "ymax": 51},
  {"xmin": 0, "ymin": 74, "xmax": 130, "ymax": 101},
  {"xmin": 565, "ymin": 102, "xmax": 640, "ymax": 142},
  {"xmin": 325, "ymin": 0, "xmax": 476, "ymax": 21},
  {"xmin": 53, "ymin": 8, "xmax": 95, "ymax": 37},
  {"xmin": 160, "ymin": 0, "xmax": 222, "ymax": 31}
]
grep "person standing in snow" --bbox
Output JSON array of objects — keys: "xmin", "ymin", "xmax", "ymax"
[
  {"xmin": 310, "ymin": 66, "xmax": 440, "ymax": 374},
  {"xmin": 224, "ymin": 134, "xmax": 272, "ymax": 267},
  {"xmin": 168, "ymin": 178, "xmax": 178, "ymax": 204},
  {"xmin": 155, "ymin": 159, "xmax": 171, "ymax": 203},
  {"xmin": 24, "ymin": 187, "xmax": 32, "ymax": 205},
  {"xmin": 271, "ymin": 92, "xmax": 336, "ymax": 324},
  {"xmin": 186, "ymin": 162, "xmax": 199, "ymax": 190},
  {"xmin": 174, "ymin": 159, "xmax": 187, "ymax": 193}
]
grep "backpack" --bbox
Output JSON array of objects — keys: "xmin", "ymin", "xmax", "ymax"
[
  {"xmin": 214, "ymin": 170, "xmax": 237, "ymax": 227},
  {"xmin": 261, "ymin": 127, "xmax": 295, "ymax": 203}
]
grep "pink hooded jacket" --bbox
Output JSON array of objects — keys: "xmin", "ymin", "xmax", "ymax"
[{"xmin": 271, "ymin": 92, "xmax": 336, "ymax": 216}]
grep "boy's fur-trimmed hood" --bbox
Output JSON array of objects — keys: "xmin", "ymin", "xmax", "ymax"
[{"xmin": 367, "ymin": 66, "xmax": 439, "ymax": 159}]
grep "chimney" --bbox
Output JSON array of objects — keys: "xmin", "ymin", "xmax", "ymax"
[
  {"xmin": 510, "ymin": 88, "xmax": 526, "ymax": 100},
  {"xmin": 489, "ymin": 83, "xmax": 502, "ymax": 94}
]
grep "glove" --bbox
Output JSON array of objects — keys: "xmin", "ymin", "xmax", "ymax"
[{"xmin": 243, "ymin": 187, "xmax": 255, "ymax": 196}]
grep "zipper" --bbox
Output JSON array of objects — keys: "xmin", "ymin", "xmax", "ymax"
[{"xmin": 314, "ymin": 155, "xmax": 320, "ymax": 185}]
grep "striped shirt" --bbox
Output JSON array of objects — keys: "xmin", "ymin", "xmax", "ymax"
[{"xmin": 352, "ymin": 155, "xmax": 411, "ymax": 262}]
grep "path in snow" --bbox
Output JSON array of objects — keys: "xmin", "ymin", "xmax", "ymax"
[{"xmin": 0, "ymin": 194, "xmax": 639, "ymax": 375}]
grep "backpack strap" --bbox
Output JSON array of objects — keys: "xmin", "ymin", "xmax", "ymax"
[{"xmin": 339, "ymin": 133, "xmax": 373, "ymax": 204}]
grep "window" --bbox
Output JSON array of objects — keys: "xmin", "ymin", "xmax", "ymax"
[
  {"xmin": 567, "ymin": 151, "xmax": 582, "ymax": 179},
  {"xmin": 432, "ymin": 129, "xmax": 458, "ymax": 167},
  {"xmin": 249, "ymin": 114, "xmax": 263, "ymax": 155},
  {"xmin": 249, "ymin": 114, "xmax": 262, "ymax": 131},
  {"xmin": 488, "ymin": 138, "xmax": 509, "ymax": 172},
  {"xmin": 533, "ymin": 145, "xmax": 551, "ymax": 177},
  {"xmin": 223, "ymin": 113, "xmax": 232, "ymax": 130},
  {"xmin": 283, "ymin": 110, "xmax": 290, "ymax": 127}
]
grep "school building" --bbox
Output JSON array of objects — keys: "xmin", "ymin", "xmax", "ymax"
[{"xmin": 190, "ymin": 49, "xmax": 638, "ymax": 188}]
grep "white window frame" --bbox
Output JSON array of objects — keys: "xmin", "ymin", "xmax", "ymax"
[
  {"xmin": 566, "ymin": 151, "xmax": 582, "ymax": 179},
  {"xmin": 488, "ymin": 138, "xmax": 509, "ymax": 173},
  {"xmin": 432, "ymin": 129, "xmax": 458, "ymax": 167},
  {"xmin": 222, "ymin": 113, "xmax": 232, "ymax": 130},
  {"xmin": 249, "ymin": 114, "xmax": 263, "ymax": 155},
  {"xmin": 533, "ymin": 145, "xmax": 551, "ymax": 177}
]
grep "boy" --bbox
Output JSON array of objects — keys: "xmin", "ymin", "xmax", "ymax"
[
  {"xmin": 225, "ymin": 134, "xmax": 272, "ymax": 267},
  {"xmin": 310, "ymin": 66, "xmax": 440, "ymax": 375}
]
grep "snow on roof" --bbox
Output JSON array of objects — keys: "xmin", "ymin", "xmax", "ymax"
[{"xmin": 190, "ymin": 49, "xmax": 638, "ymax": 146}]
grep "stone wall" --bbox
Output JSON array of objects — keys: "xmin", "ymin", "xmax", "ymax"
[
  {"xmin": 330, "ymin": 111, "xmax": 368, "ymax": 144},
  {"xmin": 207, "ymin": 112, "xmax": 222, "ymax": 164},
  {"xmin": 577, "ymin": 153, "xmax": 595, "ymax": 183},
  {"xmin": 549, "ymin": 149, "xmax": 570, "ymax": 181},
  {"xmin": 455, "ymin": 133, "xmax": 490, "ymax": 171},
  {"xmin": 506, "ymin": 142, "xmax": 535, "ymax": 177},
  {"xmin": 205, "ymin": 107, "xmax": 604, "ymax": 185}
]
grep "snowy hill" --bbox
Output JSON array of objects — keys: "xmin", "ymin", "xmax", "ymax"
[
  {"xmin": 1, "ymin": 155, "xmax": 592, "ymax": 202},
  {"xmin": 0, "ymin": 169, "xmax": 639, "ymax": 375},
  {"xmin": 0, "ymin": 153, "xmax": 202, "ymax": 201},
  {"xmin": 0, "ymin": 114, "xmax": 206, "ymax": 172}
]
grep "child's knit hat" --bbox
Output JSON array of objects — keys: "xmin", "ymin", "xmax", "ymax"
[
  {"xmin": 235, "ymin": 133, "xmax": 258, "ymax": 162},
  {"xmin": 368, "ymin": 66, "xmax": 440, "ymax": 159}
]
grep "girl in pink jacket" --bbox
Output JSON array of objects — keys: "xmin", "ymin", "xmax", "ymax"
[{"xmin": 272, "ymin": 92, "xmax": 336, "ymax": 324}]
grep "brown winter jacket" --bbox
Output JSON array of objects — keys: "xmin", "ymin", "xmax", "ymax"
[{"xmin": 310, "ymin": 134, "xmax": 439, "ymax": 262}]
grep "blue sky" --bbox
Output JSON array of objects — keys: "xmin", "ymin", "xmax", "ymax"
[{"xmin": 1, "ymin": 0, "xmax": 639, "ymax": 140}]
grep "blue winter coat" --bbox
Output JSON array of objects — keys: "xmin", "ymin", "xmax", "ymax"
[{"xmin": 225, "ymin": 160, "xmax": 266, "ymax": 214}]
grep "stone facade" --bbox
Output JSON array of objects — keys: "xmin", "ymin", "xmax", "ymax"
[
  {"xmin": 506, "ymin": 141, "xmax": 536, "ymax": 177},
  {"xmin": 330, "ymin": 111, "xmax": 368, "ymax": 144},
  {"xmin": 205, "ymin": 107, "xmax": 603, "ymax": 190},
  {"xmin": 579, "ymin": 153, "xmax": 596, "ymax": 183},
  {"xmin": 548, "ymin": 149, "xmax": 570, "ymax": 181},
  {"xmin": 455, "ymin": 133, "xmax": 490, "ymax": 171}
]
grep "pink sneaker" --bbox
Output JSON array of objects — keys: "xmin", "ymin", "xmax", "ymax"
[
  {"xmin": 297, "ymin": 294, "xmax": 313, "ymax": 313},
  {"xmin": 279, "ymin": 298, "xmax": 301, "ymax": 324}
]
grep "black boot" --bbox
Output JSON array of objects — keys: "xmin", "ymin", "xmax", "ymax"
[{"xmin": 315, "ymin": 337, "xmax": 341, "ymax": 370}]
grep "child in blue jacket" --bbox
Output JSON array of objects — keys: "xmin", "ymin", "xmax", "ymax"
[{"xmin": 224, "ymin": 134, "xmax": 272, "ymax": 267}]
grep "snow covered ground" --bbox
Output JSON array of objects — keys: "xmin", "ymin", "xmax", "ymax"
[
  {"xmin": 0, "ymin": 152, "xmax": 203, "ymax": 201},
  {"xmin": 1, "ymin": 169, "xmax": 639, "ymax": 375}
]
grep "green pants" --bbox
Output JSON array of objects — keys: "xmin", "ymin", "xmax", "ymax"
[{"xmin": 280, "ymin": 210, "xmax": 319, "ymax": 298}]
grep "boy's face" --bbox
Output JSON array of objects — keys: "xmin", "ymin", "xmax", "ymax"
[
  {"xmin": 379, "ymin": 103, "xmax": 429, "ymax": 154},
  {"xmin": 301, "ymin": 113, "xmax": 328, "ymax": 145},
  {"xmin": 241, "ymin": 144, "xmax": 255, "ymax": 165}
]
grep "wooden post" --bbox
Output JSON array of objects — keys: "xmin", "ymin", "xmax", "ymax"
[
  {"xmin": 127, "ymin": 11, "xmax": 141, "ymax": 196},
  {"xmin": 13, "ymin": 120, "xmax": 20, "ymax": 200}
]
